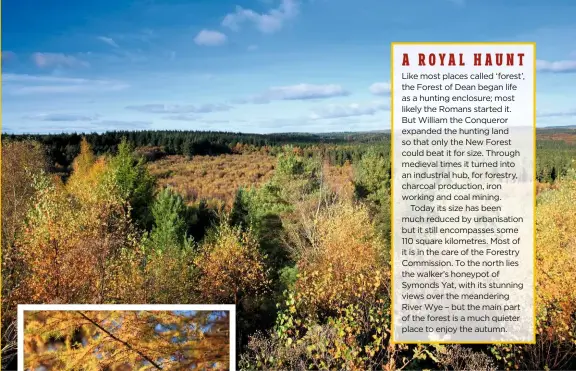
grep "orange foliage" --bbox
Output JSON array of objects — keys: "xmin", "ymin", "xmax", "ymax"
[
  {"xmin": 537, "ymin": 131, "xmax": 576, "ymax": 144},
  {"xmin": 147, "ymin": 154, "xmax": 275, "ymax": 208},
  {"xmin": 195, "ymin": 223, "xmax": 271, "ymax": 305},
  {"xmin": 147, "ymin": 153, "xmax": 355, "ymax": 211},
  {"xmin": 535, "ymin": 179, "xmax": 576, "ymax": 327},
  {"xmin": 491, "ymin": 178, "xmax": 576, "ymax": 370},
  {"xmin": 24, "ymin": 310, "xmax": 230, "ymax": 370},
  {"xmin": 1, "ymin": 139, "xmax": 50, "ymax": 361},
  {"xmin": 536, "ymin": 181, "xmax": 559, "ymax": 195},
  {"xmin": 323, "ymin": 161, "xmax": 354, "ymax": 200},
  {"xmin": 293, "ymin": 201, "xmax": 388, "ymax": 316},
  {"xmin": 16, "ymin": 141, "xmax": 138, "ymax": 306}
]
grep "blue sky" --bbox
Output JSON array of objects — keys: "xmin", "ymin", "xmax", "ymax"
[{"xmin": 2, "ymin": 0, "xmax": 576, "ymax": 134}]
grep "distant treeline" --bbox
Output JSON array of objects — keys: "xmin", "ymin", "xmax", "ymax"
[
  {"xmin": 4, "ymin": 129, "xmax": 576, "ymax": 182},
  {"xmin": 3, "ymin": 130, "xmax": 390, "ymax": 168},
  {"xmin": 536, "ymin": 139, "xmax": 576, "ymax": 183}
]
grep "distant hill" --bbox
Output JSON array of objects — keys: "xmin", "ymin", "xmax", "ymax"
[{"xmin": 540, "ymin": 125, "xmax": 576, "ymax": 130}]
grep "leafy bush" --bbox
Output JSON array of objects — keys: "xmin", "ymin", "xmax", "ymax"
[
  {"xmin": 195, "ymin": 222, "xmax": 271, "ymax": 305},
  {"xmin": 491, "ymin": 177, "xmax": 576, "ymax": 370}
]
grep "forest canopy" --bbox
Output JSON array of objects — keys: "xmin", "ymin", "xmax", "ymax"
[{"xmin": 2, "ymin": 129, "xmax": 576, "ymax": 370}]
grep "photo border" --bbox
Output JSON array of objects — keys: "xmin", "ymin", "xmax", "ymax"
[{"xmin": 17, "ymin": 304, "xmax": 236, "ymax": 370}]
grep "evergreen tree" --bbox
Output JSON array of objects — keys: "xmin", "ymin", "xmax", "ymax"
[
  {"xmin": 108, "ymin": 138, "xmax": 156, "ymax": 229},
  {"xmin": 182, "ymin": 138, "xmax": 193, "ymax": 159},
  {"xmin": 150, "ymin": 187, "xmax": 190, "ymax": 250},
  {"xmin": 230, "ymin": 188, "xmax": 250, "ymax": 230}
]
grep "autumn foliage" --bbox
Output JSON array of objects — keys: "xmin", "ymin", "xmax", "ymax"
[
  {"xmin": 1, "ymin": 140, "xmax": 49, "ymax": 362},
  {"xmin": 195, "ymin": 222, "xmax": 271, "ymax": 305},
  {"xmin": 292, "ymin": 201, "xmax": 388, "ymax": 317},
  {"xmin": 147, "ymin": 153, "xmax": 276, "ymax": 208},
  {"xmin": 24, "ymin": 310, "xmax": 230, "ymax": 370},
  {"xmin": 489, "ymin": 172, "xmax": 576, "ymax": 370},
  {"xmin": 2, "ymin": 134, "xmax": 576, "ymax": 370},
  {"xmin": 16, "ymin": 140, "xmax": 138, "ymax": 305}
]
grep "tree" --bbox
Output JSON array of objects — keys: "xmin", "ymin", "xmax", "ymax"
[
  {"xmin": 274, "ymin": 150, "xmax": 321, "ymax": 199},
  {"xmin": 1, "ymin": 140, "xmax": 49, "ymax": 366},
  {"xmin": 132, "ymin": 187, "xmax": 198, "ymax": 305},
  {"xmin": 18, "ymin": 167, "xmax": 137, "ymax": 306},
  {"xmin": 195, "ymin": 222, "xmax": 270, "ymax": 306},
  {"xmin": 107, "ymin": 138, "xmax": 156, "ymax": 229},
  {"xmin": 149, "ymin": 187, "xmax": 191, "ymax": 250},
  {"xmin": 241, "ymin": 201, "xmax": 407, "ymax": 371},
  {"xmin": 24, "ymin": 310, "xmax": 230, "ymax": 370},
  {"xmin": 490, "ymin": 177, "xmax": 576, "ymax": 370},
  {"xmin": 353, "ymin": 147, "xmax": 392, "ymax": 243},
  {"xmin": 290, "ymin": 200, "xmax": 387, "ymax": 316},
  {"xmin": 229, "ymin": 188, "xmax": 250, "ymax": 230},
  {"xmin": 15, "ymin": 140, "xmax": 148, "ymax": 309},
  {"xmin": 65, "ymin": 138, "xmax": 112, "ymax": 204},
  {"xmin": 239, "ymin": 151, "xmax": 323, "ymax": 271},
  {"xmin": 353, "ymin": 146, "xmax": 390, "ymax": 199},
  {"xmin": 71, "ymin": 138, "xmax": 96, "ymax": 176},
  {"xmin": 182, "ymin": 138, "xmax": 193, "ymax": 158}
]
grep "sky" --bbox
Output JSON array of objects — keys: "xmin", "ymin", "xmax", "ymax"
[{"xmin": 2, "ymin": 0, "xmax": 576, "ymax": 134}]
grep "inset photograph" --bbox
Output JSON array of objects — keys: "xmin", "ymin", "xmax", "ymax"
[{"xmin": 18, "ymin": 304, "xmax": 235, "ymax": 371}]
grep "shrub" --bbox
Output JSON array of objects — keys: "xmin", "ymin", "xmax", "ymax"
[{"xmin": 195, "ymin": 222, "xmax": 271, "ymax": 305}]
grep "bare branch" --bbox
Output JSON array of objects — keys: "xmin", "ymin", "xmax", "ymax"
[{"xmin": 75, "ymin": 311, "xmax": 163, "ymax": 370}]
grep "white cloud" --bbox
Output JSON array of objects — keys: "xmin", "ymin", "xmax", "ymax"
[
  {"xmin": 31, "ymin": 53, "xmax": 90, "ymax": 68},
  {"xmin": 267, "ymin": 84, "xmax": 347, "ymax": 100},
  {"xmin": 3, "ymin": 74, "xmax": 89, "ymax": 83},
  {"xmin": 252, "ymin": 116, "xmax": 388, "ymax": 134},
  {"xmin": 222, "ymin": 0, "xmax": 299, "ymax": 34},
  {"xmin": 22, "ymin": 113, "xmax": 101, "ymax": 121},
  {"xmin": 235, "ymin": 83, "xmax": 349, "ymax": 103},
  {"xmin": 194, "ymin": 29, "xmax": 227, "ymax": 46},
  {"xmin": 3, "ymin": 73, "xmax": 129, "ymax": 95},
  {"xmin": 537, "ymin": 109, "xmax": 576, "ymax": 118},
  {"xmin": 5, "ymin": 119, "xmax": 153, "ymax": 135},
  {"xmin": 536, "ymin": 59, "xmax": 576, "ymax": 73},
  {"xmin": 125, "ymin": 103, "xmax": 232, "ymax": 114},
  {"xmin": 97, "ymin": 36, "xmax": 119, "ymax": 48},
  {"xmin": 90, "ymin": 120, "xmax": 153, "ymax": 131},
  {"xmin": 230, "ymin": 96, "xmax": 270, "ymax": 104},
  {"xmin": 309, "ymin": 101, "xmax": 389, "ymax": 120},
  {"xmin": 165, "ymin": 114, "xmax": 202, "ymax": 121},
  {"xmin": 10, "ymin": 84, "xmax": 127, "ymax": 95},
  {"xmin": 369, "ymin": 82, "xmax": 391, "ymax": 96}
]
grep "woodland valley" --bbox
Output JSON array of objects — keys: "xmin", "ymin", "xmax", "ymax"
[{"xmin": 2, "ymin": 128, "xmax": 576, "ymax": 370}]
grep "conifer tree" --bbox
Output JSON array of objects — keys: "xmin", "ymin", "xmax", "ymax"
[
  {"xmin": 150, "ymin": 187, "xmax": 190, "ymax": 250},
  {"xmin": 108, "ymin": 138, "xmax": 156, "ymax": 229}
]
